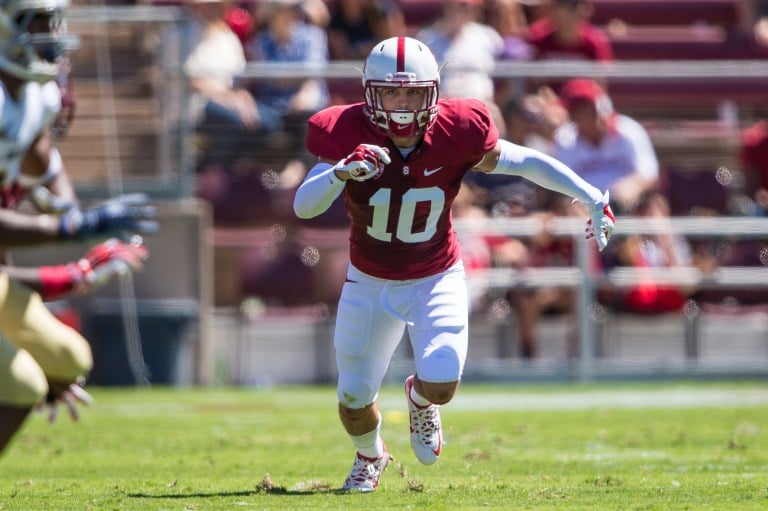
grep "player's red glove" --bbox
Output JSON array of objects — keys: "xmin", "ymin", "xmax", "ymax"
[
  {"xmin": 38, "ymin": 237, "xmax": 149, "ymax": 299},
  {"xmin": 334, "ymin": 144, "xmax": 391, "ymax": 182},
  {"xmin": 584, "ymin": 191, "xmax": 615, "ymax": 252}
]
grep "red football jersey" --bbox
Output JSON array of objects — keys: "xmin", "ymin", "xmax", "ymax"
[
  {"xmin": 306, "ymin": 98, "xmax": 499, "ymax": 280},
  {"xmin": 527, "ymin": 19, "xmax": 614, "ymax": 62}
]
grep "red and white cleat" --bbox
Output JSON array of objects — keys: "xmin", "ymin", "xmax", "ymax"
[
  {"xmin": 341, "ymin": 445, "xmax": 392, "ymax": 492},
  {"xmin": 404, "ymin": 375, "xmax": 443, "ymax": 465}
]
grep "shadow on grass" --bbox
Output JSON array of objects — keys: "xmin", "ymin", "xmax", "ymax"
[{"xmin": 128, "ymin": 488, "xmax": 354, "ymax": 498}]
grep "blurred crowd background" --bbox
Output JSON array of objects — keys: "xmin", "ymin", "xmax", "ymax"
[{"xmin": 45, "ymin": 0, "xmax": 768, "ymax": 384}]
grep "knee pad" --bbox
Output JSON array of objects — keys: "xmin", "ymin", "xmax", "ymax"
[
  {"xmin": 337, "ymin": 373, "xmax": 377, "ymax": 409},
  {"xmin": 0, "ymin": 344, "xmax": 48, "ymax": 407},
  {"xmin": 416, "ymin": 344, "xmax": 463, "ymax": 384}
]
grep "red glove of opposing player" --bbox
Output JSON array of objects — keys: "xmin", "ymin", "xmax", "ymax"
[
  {"xmin": 333, "ymin": 144, "xmax": 391, "ymax": 182},
  {"xmin": 38, "ymin": 237, "xmax": 149, "ymax": 299}
]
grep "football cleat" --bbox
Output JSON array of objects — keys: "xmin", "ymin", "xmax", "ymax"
[
  {"xmin": 341, "ymin": 446, "xmax": 392, "ymax": 492},
  {"xmin": 405, "ymin": 375, "xmax": 443, "ymax": 465}
]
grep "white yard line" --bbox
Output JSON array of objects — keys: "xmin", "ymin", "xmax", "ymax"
[{"xmin": 381, "ymin": 387, "xmax": 768, "ymax": 411}]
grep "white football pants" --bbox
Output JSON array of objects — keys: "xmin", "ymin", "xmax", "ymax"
[{"xmin": 334, "ymin": 261, "xmax": 468, "ymax": 409}]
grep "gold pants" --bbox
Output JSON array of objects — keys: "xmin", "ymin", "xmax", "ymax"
[{"xmin": 0, "ymin": 273, "xmax": 92, "ymax": 406}]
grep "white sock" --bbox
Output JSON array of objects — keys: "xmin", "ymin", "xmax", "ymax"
[
  {"xmin": 350, "ymin": 415, "xmax": 384, "ymax": 459},
  {"xmin": 409, "ymin": 384, "xmax": 431, "ymax": 407}
]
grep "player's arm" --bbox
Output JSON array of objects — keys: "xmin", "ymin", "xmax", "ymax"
[
  {"xmin": 21, "ymin": 129, "xmax": 77, "ymax": 209},
  {"xmin": 474, "ymin": 139, "xmax": 615, "ymax": 250},
  {"xmin": 1, "ymin": 237, "xmax": 148, "ymax": 300},
  {"xmin": 293, "ymin": 144, "xmax": 391, "ymax": 219}
]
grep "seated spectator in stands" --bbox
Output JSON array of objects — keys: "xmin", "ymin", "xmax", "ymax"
[
  {"xmin": 451, "ymin": 184, "xmax": 496, "ymax": 313},
  {"xmin": 326, "ymin": 0, "xmax": 406, "ymax": 60},
  {"xmin": 224, "ymin": 1, "xmax": 256, "ymax": 46},
  {"xmin": 464, "ymin": 88, "xmax": 564, "ymax": 213},
  {"xmin": 601, "ymin": 190, "xmax": 695, "ymax": 314},
  {"xmin": 507, "ymin": 193, "xmax": 587, "ymax": 359},
  {"xmin": 739, "ymin": 119, "xmax": 768, "ymax": 216},
  {"xmin": 526, "ymin": 0, "xmax": 612, "ymax": 93},
  {"xmin": 183, "ymin": 0, "xmax": 263, "ymax": 171},
  {"xmin": 503, "ymin": 88, "xmax": 566, "ymax": 155},
  {"xmin": 485, "ymin": 0, "xmax": 533, "ymax": 61},
  {"xmin": 245, "ymin": 0, "xmax": 331, "ymax": 168},
  {"xmin": 554, "ymin": 78, "xmax": 659, "ymax": 214},
  {"xmin": 526, "ymin": 0, "xmax": 613, "ymax": 62},
  {"xmin": 416, "ymin": 0, "xmax": 504, "ymax": 102},
  {"xmin": 738, "ymin": 0, "xmax": 768, "ymax": 49}
]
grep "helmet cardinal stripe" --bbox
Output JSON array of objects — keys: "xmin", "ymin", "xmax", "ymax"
[{"xmin": 396, "ymin": 36, "xmax": 405, "ymax": 73}]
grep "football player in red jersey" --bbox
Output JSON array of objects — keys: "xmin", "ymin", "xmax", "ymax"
[
  {"xmin": 0, "ymin": 0, "xmax": 156, "ymax": 457},
  {"xmin": 293, "ymin": 36, "xmax": 615, "ymax": 491}
]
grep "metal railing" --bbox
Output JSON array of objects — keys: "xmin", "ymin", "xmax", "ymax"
[{"xmin": 455, "ymin": 216, "xmax": 768, "ymax": 380}]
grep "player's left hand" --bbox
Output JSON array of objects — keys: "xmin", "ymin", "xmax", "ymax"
[
  {"xmin": 41, "ymin": 376, "xmax": 93, "ymax": 423},
  {"xmin": 585, "ymin": 191, "xmax": 615, "ymax": 252}
]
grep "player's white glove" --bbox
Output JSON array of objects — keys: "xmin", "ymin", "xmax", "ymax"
[
  {"xmin": 584, "ymin": 191, "xmax": 615, "ymax": 252},
  {"xmin": 40, "ymin": 376, "xmax": 93, "ymax": 423},
  {"xmin": 333, "ymin": 144, "xmax": 391, "ymax": 182},
  {"xmin": 38, "ymin": 236, "xmax": 149, "ymax": 299}
]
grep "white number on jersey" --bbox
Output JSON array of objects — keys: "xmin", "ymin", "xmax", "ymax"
[{"xmin": 366, "ymin": 187, "xmax": 445, "ymax": 243}]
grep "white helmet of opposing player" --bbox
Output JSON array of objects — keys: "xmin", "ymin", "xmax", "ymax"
[
  {"xmin": 362, "ymin": 36, "xmax": 440, "ymax": 138},
  {"xmin": 0, "ymin": 0, "xmax": 75, "ymax": 83}
]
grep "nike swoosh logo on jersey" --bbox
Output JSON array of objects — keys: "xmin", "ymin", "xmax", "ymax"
[{"xmin": 423, "ymin": 166, "xmax": 444, "ymax": 176}]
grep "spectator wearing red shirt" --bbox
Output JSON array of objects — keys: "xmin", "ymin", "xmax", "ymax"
[
  {"xmin": 739, "ymin": 119, "xmax": 768, "ymax": 216},
  {"xmin": 526, "ymin": 0, "xmax": 613, "ymax": 62}
]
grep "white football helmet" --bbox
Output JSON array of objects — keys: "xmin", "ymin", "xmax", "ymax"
[
  {"xmin": 362, "ymin": 36, "xmax": 440, "ymax": 138},
  {"xmin": 0, "ymin": 0, "xmax": 76, "ymax": 83}
]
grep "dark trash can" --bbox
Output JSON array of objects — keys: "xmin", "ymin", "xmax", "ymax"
[{"xmin": 83, "ymin": 298, "xmax": 198, "ymax": 386}]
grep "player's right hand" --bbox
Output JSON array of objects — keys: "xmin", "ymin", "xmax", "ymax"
[
  {"xmin": 334, "ymin": 144, "xmax": 391, "ymax": 182},
  {"xmin": 59, "ymin": 193, "xmax": 159, "ymax": 240}
]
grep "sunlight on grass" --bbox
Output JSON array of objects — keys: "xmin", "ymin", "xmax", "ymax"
[{"xmin": 1, "ymin": 382, "xmax": 767, "ymax": 510}]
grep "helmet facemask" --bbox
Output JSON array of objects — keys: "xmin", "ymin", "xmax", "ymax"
[
  {"xmin": 362, "ymin": 37, "xmax": 441, "ymax": 138},
  {"xmin": 0, "ymin": 0, "xmax": 76, "ymax": 83},
  {"xmin": 364, "ymin": 77, "xmax": 439, "ymax": 138}
]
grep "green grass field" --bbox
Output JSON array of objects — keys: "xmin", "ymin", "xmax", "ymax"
[{"xmin": 2, "ymin": 382, "xmax": 768, "ymax": 510}]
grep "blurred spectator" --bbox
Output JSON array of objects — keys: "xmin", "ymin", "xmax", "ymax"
[
  {"xmin": 224, "ymin": 1, "xmax": 256, "ymax": 46},
  {"xmin": 484, "ymin": 0, "xmax": 533, "ymax": 61},
  {"xmin": 245, "ymin": 0, "xmax": 331, "ymax": 168},
  {"xmin": 553, "ymin": 78, "xmax": 659, "ymax": 214},
  {"xmin": 183, "ymin": 0, "xmax": 261, "ymax": 171},
  {"xmin": 507, "ymin": 193, "xmax": 587, "ymax": 359},
  {"xmin": 503, "ymin": 88, "xmax": 565, "ymax": 155},
  {"xmin": 465, "ymin": 88, "xmax": 564, "ymax": 212},
  {"xmin": 300, "ymin": 0, "xmax": 332, "ymax": 28},
  {"xmin": 416, "ymin": 0, "xmax": 504, "ymax": 102},
  {"xmin": 326, "ymin": 0, "xmax": 406, "ymax": 60},
  {"xmin": 526, "ymin": 0, "xmax": 613, "ymax": 62},
  {"xmin": 739, "ymin": 119, "xmax": 768, "ymax": 216},
  {"xmin": 600, "ymin": 190, "xmax": 695, "ymax": 314},
  {"xmin": 452, "ymin": 184, "xmax": 496, "ymax": 312},
  {"xmin": 739, "ymin": 1, "xmax": 768, "ymax": 49},
  {"xmin": 246, "ymin": 0, "xmax": 330, "ymax": 118}
]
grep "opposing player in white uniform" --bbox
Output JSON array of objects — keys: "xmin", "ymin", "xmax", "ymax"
[
  {"xmin": 293, "ymin": 36, "xmax": 616, "ymax": 491},
  {"xmin": 0, "ymin": 0, "xmax": 156, "ymax": 456}
]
